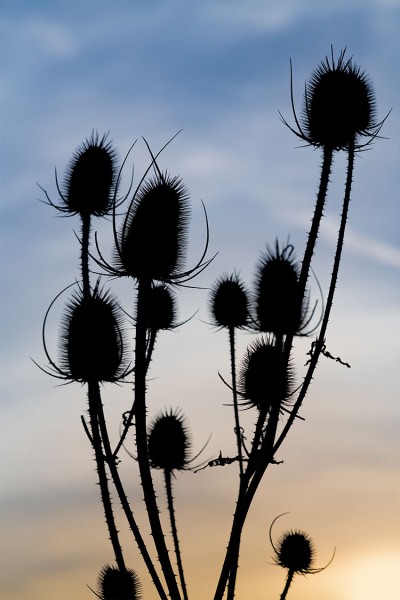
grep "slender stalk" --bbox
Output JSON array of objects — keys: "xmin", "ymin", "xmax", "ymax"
[
  {"xmin": 81, "ymin": 212, "xmax": 91, "ymax": 298},
  {"xmin": 274, "ymin": 139, "xmax": 355, "ymax": 455},
  {"xmin": 94, "ymin": 384, "xmax": 169, "ymax": 600},
  {"xmin": 80, "ymin": 213, "xmax": 126, "ymax": 572},
  {"xmin": 228, "ymin": 326, "xmax": 243, "ymax": 478},
  {"xmin": 87, "ymin": 380, "xmax": 126, "ymax": 572},
  {"xmin": 134, "ymin": 278, "xmax": 181, "ymax": 600},
  {"xmin": 164, "ymin": 470, "xmax": 189, "ymax": 600},
  {"xmin": 280, "ymin": 569, "xmax": 295, "ymax": 600}
]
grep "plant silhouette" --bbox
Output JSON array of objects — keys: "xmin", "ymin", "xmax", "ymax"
[{"xmin": 39, "ymin": 48, "xmax": 384, "ymax": 599}]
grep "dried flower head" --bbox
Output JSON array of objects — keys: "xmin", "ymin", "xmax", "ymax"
[
  {"xmin": 238, "ymin": 337, "xmax": 293, "ymax": 412},
  {"xmin": 254, "ymin": 242, "xmax": 309, "ymax": 336},
  {"xmin": 209, "ymin": 272, "xmax": 249, "ymax": 329},
  {"xmin": 269, "ymin": 513, "xmax": 335, "ymax": 578},
  {"xmin": 57, "ymin": 282, "xmax": 128, "ymax": 383},
  {"xmin": 148, "ymin": 409, "xmax": 191, "ymax": 472},
  {"xmin": 141, "ymin": 283, "xmax": 177, "ymax": 331},
  {"xmin": 283, "ymin": 48, "xmax": 382, "ymax": 151},
  {"xmin": 97, "ymin": 564, "xmax": 142, "ymax": 600},
  {"xmin": 115, "ymin": 171, "xmax": 190, "ymax": 281},
  {"xmin": 42, "ymin": 132, "xmax": 119, "ymax": 217},
  {"xmin": 275, "ymin": 530, "xmax": 314, "ymax": 573}
]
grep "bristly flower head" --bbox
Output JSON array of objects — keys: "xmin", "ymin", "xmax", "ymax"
[
  {"xmin": 209, "ymin": 272, "xmax": 250, "ymax": 330},
  {"xmin": 254, "ymin": 241, "xmax": 310, "ymax": 336},
  {"xmin": 43, "ymin": 131, "xmax": 119, "ymax": 217},
  {"xmin": 97, "ymin": 564, "xmax": 142, "ymax": 600},
  {"xmin": 269, "ymin": 513, "xmax": 335, "ymax": 577},
  {"xmin": 238, "ymin": 337, "xmax": 293, "ymax": 412},
  {"xmin": 115, "ymin": 170, "xmax": 190, "ymax": 281},
  {"xmin": 54, "ymin": 281, "xmax": 128, "ymax": 383},
  {"xmin": 283, "ymin": 48, "xmax": 382, "ymax": 151},
  {"xmin": 148, "ymin": 409, "xmax": 191, "ymax": 472},
  {"xmin": 141, "ymin": 283, "xmax": 177, "ymax": 331}
]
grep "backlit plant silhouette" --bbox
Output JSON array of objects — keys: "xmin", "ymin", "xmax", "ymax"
[{"xmin": 39, "ymin": 48, "xmax": 384, "ymax": 599}]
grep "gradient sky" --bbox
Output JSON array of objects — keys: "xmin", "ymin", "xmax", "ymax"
[{"xmin": 1, "ymin": 1, "xmax": 399, "ymax": 599}]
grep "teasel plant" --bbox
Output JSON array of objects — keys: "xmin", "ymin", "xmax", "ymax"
[
  {"xmin": 38, "ymin": 47, "xmax": 385, "ymax": 600},
  {"xmin": 212, "ymin": 47, "xmax": 385, "ymax": 600},
  {"xmin": 269, "ymin": 514, "xmax": 335, "ymax": 600}
]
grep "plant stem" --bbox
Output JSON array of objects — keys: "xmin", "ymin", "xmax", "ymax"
[
  {"xmin": 164, "ymin": 470, "xmax": 189, "ymax": 600},
  {"xmin": 274, "ymin": 139, "xmax": 355, "ymax": 455},
  {"xmin": 280, "ymin": 569, "xmax": 295, "ymax": 600},
  {"xmin": 134, "ymin": 279, "xmax": 181, "ymax": 600},
  {"xmin": 228, "ymin": 326, "xmax": 243, "ymax": 479},
  {"xmin": 87, "ymin": 380, "xmax": 126, "ymax": 573},
  {"xmin": 94, "ymin": 384, "xmax": 169, "ymax": 600}
]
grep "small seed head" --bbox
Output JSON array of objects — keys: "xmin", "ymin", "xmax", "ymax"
[
  {"xmin": 276, "ymin": 530, "xmax": 314, "ymax": 573},
  {"xmin": 148, "ymin": 409, "xmax": 190, "ymax": 472},
  {"xmin": 59, "ymin": 284, "xmax": 127, "ymax": 383},
  {"xmin": 141, "ymin": 284, "xmax": 177, "ymax": 331},
  {"xmin": 62, "ymin": 132, "xmax": 118, "ymax": 216},
  {"xmin": 210, "ymin": 273, "xmax": 249, "ymax": 329},
  {"xmin": 238, "ymin": 337, "xmax": 292, "ymax": 411},
  {"xmin": 302, "ymin": 49, "xmax": 377, "ymax": 150},
  {"xmin": 98, "ymin": 564, "xmax": 141, "ymax": 600},
  {"xmin": 255, "ymin": 243, "xmax": 305, "ymax": 336}
]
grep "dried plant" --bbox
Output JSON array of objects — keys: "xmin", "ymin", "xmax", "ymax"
[{"xmin": 38, "ymin": 48, "xmax": 384, "ymax": 599}]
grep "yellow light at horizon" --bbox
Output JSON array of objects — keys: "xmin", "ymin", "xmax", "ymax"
[{"xmin": 341, "ymin": 551, "xmax": 400, "ymax": 600}]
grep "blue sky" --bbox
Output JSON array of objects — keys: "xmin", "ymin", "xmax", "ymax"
[{"xmin": 1, "ymin": 1, "xmax": 399, "ymax": 599}]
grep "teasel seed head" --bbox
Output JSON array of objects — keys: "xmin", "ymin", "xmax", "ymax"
[
  {"xmin": 275, "ymin": 530, "xmax": 314, "ymax": 573},
  {"xmin": 209, "ymin": 272, "xmax": 249, "ymax": 329},
  {"xmin": 61, "ymin": 131, "xmax": 118, "ymax": 216},
  {"xmin": 116, "ymin": 172, "xmax": 190, "ymax": 282},
  {"xmin": 141, "ymin": 283, "xmax": 177, "ymax": 331},
  {"xmin": 97, "ymin": 564, "xmax": 142, "ymax": 600},
  {"xmin": 59, "ymin": 282, "xmax": 128, "ymax": 383},
  {"xmin": 254, "ymin": 242, "xmax": 307, "ymax": 336},
  {"xmin": 238, "ymin": 336, "xmax": 293, "ymax": 412},
  {"xmin": 148, "ymin": 409, "xmax": 191, "ymax": 472}
]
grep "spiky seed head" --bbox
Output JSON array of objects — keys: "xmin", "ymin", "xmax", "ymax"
[
  {"xmin": 209, "ymin": 273, "xmax": 249, "ymax": 329},
  {"xmin": 98, "ymin": 564, "xmax": 142, "ymax": 600},
  {"xmin": 141, "ymin": 284, "xmax": 177, "ymax": 331},
  {"xmin": 62, "ymin": 132, "xmax": 118, "ymax": 216},
  {"xmin": 302, "ymin": 49, "xmax": 377, "ymax": 150},
  {"xmin": 275, "ymin": 530, "xmax": 315, "ymax": 573},
  {"xmin": 59, "ymin": 284, "xmax": 127, "ymax": 383},
  {"xmin": 148, "ymin": 409, "xmax": 190, "ymax": 472},
  {"xmin": 117, "ymin": 172, "xmax": 190, "ymax": 281},
  {"xmin": 238, "ymin": 337, "xmax": 292, "ymax": 411},
  {"xmin": 255, "ymin": 243, "xmax": 305, "ymax": 336}
]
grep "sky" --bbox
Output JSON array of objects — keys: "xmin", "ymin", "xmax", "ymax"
[{"xmin": 1, "ymin": 1, "xmax": 399, "ymax": 599}]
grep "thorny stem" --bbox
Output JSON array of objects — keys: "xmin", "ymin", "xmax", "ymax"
[
  {"xmin": 164, "ymin": 470, "xmax": 189, "ymax": 600},
  {"xmin": 135, "ymin": 279, "xmax": 181, "ymax": 600},
  {"xmin": 228, "ymin": 326, "xmax": 244, "ymax": 479},
  {"xmin": 94, "ymin": 384, "xmax": 169, "ymax": 600},
  {"xmin": 274, "ymin": 138, "xmax": 355, "ymax": 455},
  {"xmin": 87, "ymin": 380, "xmax": 126, "ymax": 573},
  {"xmin": 214, "ymin": 146, "xmax": 334, "ymax": 600},
  {"xmin": 280, "ymin": 569, "xmax": 295, "ymax": 600},
  {"xmin": 81, "ymin": 213, "xmax": 91, "ymax": 298}
]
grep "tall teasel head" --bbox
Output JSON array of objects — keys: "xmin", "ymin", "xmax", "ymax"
[
  {"xmin": 58, "ymin": 281, "xmax": 128, "ymax": 383},
  {"xmin": 97, "ymin": 564, "xmax": 142, "ymax": 600},
  {"xmin": 141, "ymin": 283, "xmax": 178, "ymax": 331},
  {"xmin": 209, "ymin": 272, "xmax": 250, "ymax": 330},
  {"xmin": 238, "ymin": 336, "xmax": 294, "ymax": 412},
  {"xmin": 44, "ymin": 132, "xmax": 119, "ymax": 217},
  {"xmin": 254, "ymin": 242, "xmax": 309, "ymax": 336},
  {"xmin": 283, "ymin": 48, "xmax": 381, "ymax": 151},
  {"xmin": 148, "ymin": 409, "xmax": 191, "ymax": 473},
  {"xmin": 115, "ymin": 171, "xmax": 191, "ymax": 282}
]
